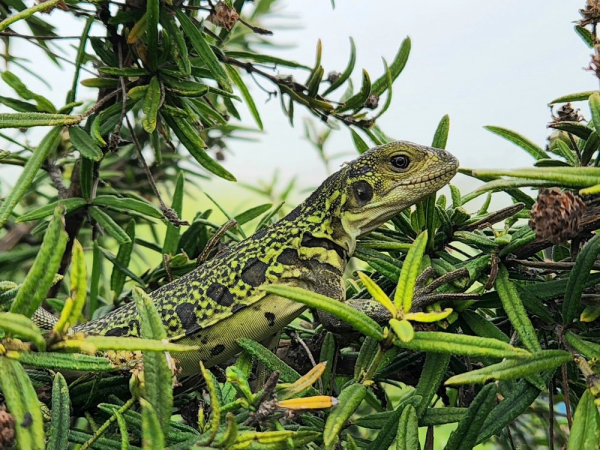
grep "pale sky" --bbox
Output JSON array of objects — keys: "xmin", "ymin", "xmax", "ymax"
[{"xmin": 1, "ymin": 0, "xmax": 596, "ymax": 214}]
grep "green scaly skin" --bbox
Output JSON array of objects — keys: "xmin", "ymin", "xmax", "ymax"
[{"xmin": 72, "ymin": 141, "xmax": 458, "ymax": 375}]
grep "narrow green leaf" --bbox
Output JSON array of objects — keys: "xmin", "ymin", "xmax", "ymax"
[
  {"xmin": 163, "ymin": 172, "xmax": 184, "ymax": 255},
  {"xmin": 564, "ymin": 331, "xmax": 600, "ymax": 360},
  {"xmin": 69, "ymin": 125, "xmax": 103, "ymax": 161},
  {"xmin": 93, "ymin": 195, "xmax": 162, "ymax": 218},
  {"xmin": 323, "ymin": 383, "xmax": 366, "ymax": 449},
  {"xmin": 476, "ymin": 377, "xmax": 545, "ymax": 443},
  {"xmin": 495, "ymin": 265, "xmax": 542, "ymax": 352},
  {"xmin": 350, "ymin": 128, "xmax": 369, "ymax": 154},
  {"xmin": 414, "ymin": 353, "xmax": 450, "ymax": 418},
  {"xmin": 461, "ymin": 310, "xmax": 509, "ymax": 343},
  {"xmin": 237, "ymin": 338, "xmax": 301, "ymax": 383},
  {"xmin": 89, "ymin": 241, "xmax": 102, "ymax": 317},
  {"xmin": 394, "ymin": 230, "xmax": 428, "ymax": 312},
  {"xmin": 1, "ymin": 70, "xmax": 55, "ymax": 112},
  {"xmin": 563, "ymin": 234, "xmax": 600, "ymax": 324},
  {"xmin": 5, "ymin": 350, "xmax": 115, "ymax": 371},
  {"xmin": 143, "ymin": 77, "xmax": 161, "ymax": 133},
  {"xmin": 133, "ymin": 287, "xmax": 172, "ymax": 439},
  {"xmin": 354, "ymin": 336, "xmax": 379, "ymax": 381},
  {"xmin": 226, "ymin": 64, "xmax": 263, "ymax": 130},
  {"xmin": 175, "ymin": 10, "xmax": 232, "ymax": 92},
  {"xmin": 484, "ymin": 126, "xmax": 549, "ymax": 160},
  {"xmin": 390, "ymin": 318, "xmax": 414, "ymax": 343},
  {"xmin": 162, "ymin": 113, "xmax": 236, "ymax": 181},
  {"xmin": 322, "ymin": 37, "xmax": 356, "ymax": 96},
  {"xmin": 396, "ymin": 405, "xmax": 419, "ymax": 450},
  {"xmin": 550, "ymin": 90, "xmax": 598, "ymax": 104},
  {"xmin": 140, "ymin": 398, "xmax": 165, "ymax": 450},
  {"xmin": 111, "ymin": 221, "xmax": 135, "ymax": 297},
  {"xmin": 0, "ymin": 0, "xmax": 61, "ymax": 32},
  {"xmin": 371, "ymin": 37, "xmax": 411, "ymax": 96},
  {"xmin": 234, "ymin": 203, "xmax": 272, "ymax": 227},
  {"xmin": 567, "ymin": 389, "xmax": 600, "ymax": 450},
  {"xmin": 265, "ymin": 285, "xmax": 384, "ymax": 340},
  {"xmin": 0, "ymin": 312, "xmax": 46, "ymax": 351},
  {"xmin": 395, "ymin": 331, "xmax": 530, "ymax": 359},
  {"xmin": 432, "ymin": 114, "xmax": 450, "ymax": 149},
  {"xmin": 446, "ymin": 350, "xmax": 571, "ymax": 385},
  {"xmin": 160, "ymin": 10, "xmax": 191, "ymax": 76},
  {"xmin": 17, "ymin": 197, "xmax": 87, "ymax": 223},
  {"xmin": 0, "ymin": 112, "xmax": 79, "ymax": 128},
  {"xmin": 444, "ymin": 384, "xmax": 497, "ymax": 450},
  {"xmin": 0, "ymin": 359, "xmax": 45, "ymax": 449},
  {"xmin": 336, "ymin": 69, "xmax": 371, "ymax": 112},
  {"xmin": 365, "ymin": 395, "xmax": 420, "ymax": 450},
  {"xmin": 357, "ymin": 271, "xmax": 397, "ymax": 316},
  {"xmin": 146, "ymin": 0, "xmax": 159, "ymax": 69},
  {"xmin": 56, "ymin": 335, "xmax": 199, "ymax": 353},
  {"xmin": 11, "ymin": 205, "xmax": 68, "ymax": 317},
  {"xmin": 89, "ymin": 207, "xmax": 132, "ymax": 245},
  {"xmin": 57, "ymin": 239, "xmax": 87, "ymax": 330},
  {"xmin": 200, "ymin": 361, "xmax": 221, "ymax": 443},
  {"xmin": 66, "ymin": 16, "xmax": 94, "ymax": 104},
  {"xmin": 0, "ymin": 126, "xmax": 62, "ymax": 228},
  {"xmin": 47, "ymin": 373, "xmax": 70, "ymax": 450}
]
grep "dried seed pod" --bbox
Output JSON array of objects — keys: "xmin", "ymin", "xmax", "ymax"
[
  {"xmin": 326, "ymin": 71, "xmax": 342, "ymax": 84},
  {"xmin": 529, "ymin": 188, "xmax": 587, "ymax": 244},
  {"xmin": 363, "ymin": 94, "xmax": 380, "ymax": 110},
  {"xmin": 555, "ymin": 103, "xmax": 584, "ymax": 123},
  {"xmin": 580, "ymin": 0, "xmax": 600, "ymax": 26},
  {"xmin": 208, "ymin": 1, "xmax": 240, "ymax": 31},
  {"xmin": 0, "ymin": 405, "xmax": 16, "ymax": 448}
]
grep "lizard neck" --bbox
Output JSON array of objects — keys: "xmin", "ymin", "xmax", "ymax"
[{"xmin": 281, "ymin": 170, "xmax": 356, "ymax": 256}]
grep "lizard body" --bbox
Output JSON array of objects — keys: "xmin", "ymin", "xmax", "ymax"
[{"xmin": 69, "ymin": 141, "xmax": 458, "ymax": 375}]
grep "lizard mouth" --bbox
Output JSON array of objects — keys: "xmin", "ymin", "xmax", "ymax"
[{"xmin": 396, "ymin": 165, "xmax": 458, "ymax": 188}]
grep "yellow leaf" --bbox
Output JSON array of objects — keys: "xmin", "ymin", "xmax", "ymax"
[
  {"xmin": 277, "ymin": 395, "xmax": 338, "ymax": 410},
  {"xmin": 394, "ymin": 231, "xmax": 428, "ymax": 312},
  {"xmin": 580, "ymin": 305, "xmax": 600, "ymax": 322},
  {"xmin": 405, "ymin": 308, "xmax": 453, "ymax": 323},
  {"xmin": 390, "ymin": 318, "xmax": 414, "ymax": 343},
  {"xmin": 357, "ymin": 272, "xmax": 397, "ymax": 317}
]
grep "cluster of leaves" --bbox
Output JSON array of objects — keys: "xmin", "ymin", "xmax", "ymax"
[{"xmin": 1, "ymin": 1, "xmax": 600, "ymax": 450}]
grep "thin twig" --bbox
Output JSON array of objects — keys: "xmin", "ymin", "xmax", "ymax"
[
  {"xmin": 0, "ymin": 31, "xmax": 103, "ymax": 40},
  {"xmin": 460, "ymin": 203, "xmax": 525, "ymax": 232},
  {"xmin": 561, "ymin": 363, "xmax": 573, "ymax": 429},
  {"xmin": 45, "ymin": 162, "xmax": 68, "ymax": 199},
  {"xmin": 197, "ymin": 219, "xmax": 237, "ymax": 266},
  {"xmin": 289, "ymin": 331, "xmax": 323, "ymax": 392},
  {"xmin": 124, "ymin": 115, "xmax": 188, "ymax": 227},
  {"xmin": 79, "ymin": 397, "xmax": 136, "ymax": 450}
]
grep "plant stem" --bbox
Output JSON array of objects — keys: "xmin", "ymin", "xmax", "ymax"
[{"xmin": 79, "ymin": 397, "xmax": 136, "ymax": 450}]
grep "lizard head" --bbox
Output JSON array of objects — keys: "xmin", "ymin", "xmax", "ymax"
[{"xmin": 333, "ymin": 141, "xmax": 459, "ymax": 251}]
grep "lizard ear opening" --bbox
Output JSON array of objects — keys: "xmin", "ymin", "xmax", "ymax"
[{"xmin": 352, "ymin": 180, "xmax": 373, "ymax": 207}]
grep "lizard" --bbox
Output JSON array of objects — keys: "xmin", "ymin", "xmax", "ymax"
[{"xmin": 35, "ymin": 140, "xmax": 458, "ymax": 376}]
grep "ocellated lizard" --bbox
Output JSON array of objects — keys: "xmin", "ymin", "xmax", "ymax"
[{"xmin": 37, "ymin": 141, "xmax": 458, "ymax": 375}]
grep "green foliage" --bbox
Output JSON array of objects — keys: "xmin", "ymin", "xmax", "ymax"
[{"xmin": 0, "ymin": 1, "xmax": 600, "ymax": 449}]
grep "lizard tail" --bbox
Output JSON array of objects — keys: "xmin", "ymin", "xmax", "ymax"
[{"xmin": 32, "ymin": 307, "xmax": 59, "ymax": 330}]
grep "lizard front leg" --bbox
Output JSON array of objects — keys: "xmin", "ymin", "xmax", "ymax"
[{"xmin": 318, "ymin": 267, "xmax": 477, "ymax": 333}]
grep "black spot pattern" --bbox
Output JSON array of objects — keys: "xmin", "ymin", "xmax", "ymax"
[
  {"xmin": 176, "ymin": 302, "xmax": 197, "ymax": 331},
  {"xmin": 210, "ymin": 344, "xmax": 225, "ymax": 356},
  {"xmin": 105, "ymin": 326, "xmax": 130, "ymax": 337},
  {"xmin": 241, "ymin": 258, "xmax": 268, "ymax": 287},
  {"xmin": 206, "ymin": 283, "xmax": 234, "ymax": 307},
  {"xmin": 264, "ymin": 312, "xmax": 276, "ymax": 327},
  {"xmin": 277, "ymin": 248, "xmax": 299, "ymax": 266},
  {"xmin": 301, "ymin": 232, "xmax": 347, "ymax": 260}
]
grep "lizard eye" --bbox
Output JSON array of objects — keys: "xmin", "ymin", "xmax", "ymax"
[
  {"xmin": 391, "ymin": 154, "xmax": 410, "ymax": 170},
  {"xmin": 352, "ymin": 180, "xmax": 373, "ymax": 206}
]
